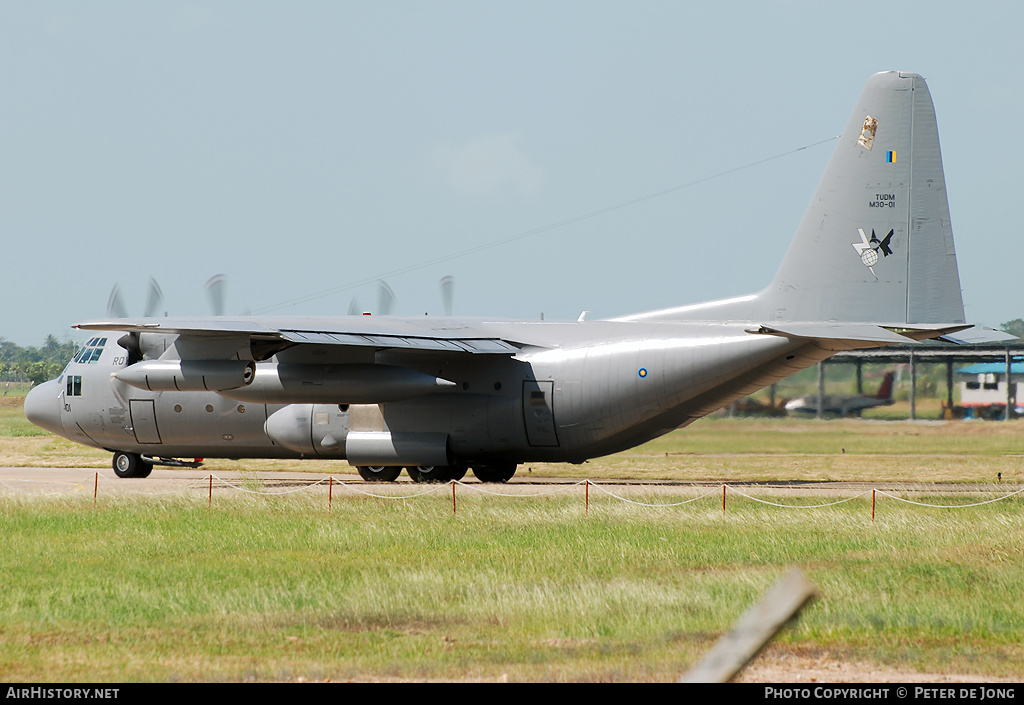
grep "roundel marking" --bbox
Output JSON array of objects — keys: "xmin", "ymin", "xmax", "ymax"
[{"xmin": 638, "ymin": 368, "xmax": 648, "ymax": 378}]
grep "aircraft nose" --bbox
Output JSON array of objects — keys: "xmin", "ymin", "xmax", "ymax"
[{"xmin": 24, "ymin": 380, "xmax": 65, "ymax": 436}]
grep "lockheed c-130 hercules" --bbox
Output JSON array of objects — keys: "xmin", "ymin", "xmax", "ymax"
[{"xmin": 25, "ymin": 71, "xmax": 1003, "ymax": 483}]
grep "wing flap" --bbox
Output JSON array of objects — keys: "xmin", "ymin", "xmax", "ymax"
[{"xmin": 277, "ymin": 328, "xmax": 519, "ymax": 353}]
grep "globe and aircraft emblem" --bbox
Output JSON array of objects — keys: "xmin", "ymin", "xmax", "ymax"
[{"xmin": 852, "ymin": 227, "xmax": 894, "ymax": 278}]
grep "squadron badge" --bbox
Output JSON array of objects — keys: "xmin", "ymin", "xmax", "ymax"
[{"xmin": 852, "ymin": 228, "xmax": 894, "ymax": 278}]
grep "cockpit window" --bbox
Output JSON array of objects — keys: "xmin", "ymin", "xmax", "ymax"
[{"xmin": 73, "ymin": 338, "xmax": 106, "ymax": 365}]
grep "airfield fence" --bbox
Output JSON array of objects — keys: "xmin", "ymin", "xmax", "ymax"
[{"xmin": 1, "ymin": 473, "xmax": 1023, "ymax": 521}]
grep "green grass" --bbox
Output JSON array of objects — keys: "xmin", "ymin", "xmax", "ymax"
[
  {"xmin": 0, "ymin": 404, "xmax": 49, "ymax": 437},
  {"xmin": 4, "ymin": 401, "xmax": 1024, "ymax": 681},
  {"xmin": 1, "ymin": 493, "xmax": 1022, "ymax": 681}
]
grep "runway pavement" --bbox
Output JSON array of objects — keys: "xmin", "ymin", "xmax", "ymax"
[{"xmin": 0, "ymin": 466, "xmax": 1017, "ymax": 500}]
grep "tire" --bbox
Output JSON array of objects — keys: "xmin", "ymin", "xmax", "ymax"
[
  {"xmin": 471, "ymin": 463, "xmax": 517, "ymax": 483},
  {"xmin": 112, "ymin": 451, "xmax": 151, "ymax": 479},
  {"xmin": 356, "ymin": 465, "xmax": 401, "ymax": 482},
  {"xmin": 406, "ymin": 465, "xmax": 453, "ymax": 483}
]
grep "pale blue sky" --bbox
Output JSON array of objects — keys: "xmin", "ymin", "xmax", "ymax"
[{"xmin": 2, "ymin": 1, "xmax": 1021, "ymax": 345}]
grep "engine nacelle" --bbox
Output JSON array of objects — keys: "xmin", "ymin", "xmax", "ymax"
[
  {"xmin": 263, "ymin": 403, "xmax": 350, "ymax": 456},
  {"xmin": 345, "ymin": 431, "xmax": 451, "ymax": 467},
  {"xmin": 263, "ymin": 404, "xmax": 451, "ymax": 465},
  {"xmin": 220, "ymin": 363, "xmax": 456, "ymax": 404},
  {"xmin": 114, "ymin": 359, "xmax": 256, "ymax": 392}
]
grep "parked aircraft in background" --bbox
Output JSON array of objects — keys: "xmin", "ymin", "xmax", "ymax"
[
  {"xmin": 785, "ymin": 371, "xmax": 896, "ymax": 417},
  {"xmin": 25, "ymin": 72, "xmax": 1001, "ymax": 482}
]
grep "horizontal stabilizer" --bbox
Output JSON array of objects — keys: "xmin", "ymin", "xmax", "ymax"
[
  {"xmin": 748, "ymin": 323, "xmax": 913, "ymax": 345},
  {"xmin": 939, "ymin": 326, "xmax": 1018, "ymax": 345}
]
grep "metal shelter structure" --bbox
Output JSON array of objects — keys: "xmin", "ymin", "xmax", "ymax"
[{"xmin": 812, "ymin": 343, "xmax": 1024, "ymax": 420}]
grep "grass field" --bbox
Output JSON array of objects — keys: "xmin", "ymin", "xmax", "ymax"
[
  {"xmin": 1, "ymin": 493, "xmax": 1022, "ymax": 682},
  {"xmin": 2, "ymin": 400, "xmax": 1024, "ymax": 682}
]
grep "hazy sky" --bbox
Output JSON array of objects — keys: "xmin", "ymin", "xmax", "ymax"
[{"xmin": 2, "ymin": 1, "xmax": 1022, "ymax": 345}]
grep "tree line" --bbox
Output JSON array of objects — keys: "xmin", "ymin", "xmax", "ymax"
[{"xmin": 1, "ymin": 336, "xmax": 80, "ymax": 386}]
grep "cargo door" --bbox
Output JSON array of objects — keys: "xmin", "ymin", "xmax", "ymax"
[{"xmin": 129, "ymin": 399, "xmax": 163, "ymax": 444}]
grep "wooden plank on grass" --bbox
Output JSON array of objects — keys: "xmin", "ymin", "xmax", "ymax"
[{"xmin": 679, "ymin": 567, "xmax": 817, "ymax": 683}]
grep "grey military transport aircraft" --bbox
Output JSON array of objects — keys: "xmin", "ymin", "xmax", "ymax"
[
  {"xmin": 784, "ymin": 371, "xmax": 896, "ymax": 417},
  {"xmin": 24, "ymin": 72, "xmax": 1000, "ymax": 482}
]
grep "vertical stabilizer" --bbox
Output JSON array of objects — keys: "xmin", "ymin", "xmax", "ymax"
[
  {"xmin": 876, "ymin": 371, "xmax": 895, "ymax": 400},
  {"xmin": 762, "ymin": 72, "xmax": 964, "ymax": 325}
]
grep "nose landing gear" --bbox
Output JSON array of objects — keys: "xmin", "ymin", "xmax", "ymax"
[{"xmin": 112, "ymin": 451, "xmax": 153, "ymax": 479}]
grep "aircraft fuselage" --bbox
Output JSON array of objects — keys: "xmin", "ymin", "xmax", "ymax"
[{"xmin": 27, "ymin": 320, "xmax": 825, "ymax": 468}]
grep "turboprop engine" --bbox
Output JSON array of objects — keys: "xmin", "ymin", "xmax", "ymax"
[{"xmin": 114, "ymin": 359, "xmax": 256, "ymax": 392}]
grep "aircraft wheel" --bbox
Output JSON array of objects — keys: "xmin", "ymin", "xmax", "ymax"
[
  {"xmin": 356, "ymin": 465, "xmax": 401, "ymax": 482},
  {"xmin": 471, "ymin": 463, "xmax": 517, "ymax": 483},
  {"xmin": 406, "ymin": 465, "xmax": 453, "ymax": 483},
  {"xmin": 112, "ymin": 451, "xmax": 151, "ymax": 479}
]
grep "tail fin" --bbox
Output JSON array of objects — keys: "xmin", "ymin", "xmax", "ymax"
[
  {"xmin": 875, "ymin": 371, "xmax": 895, "ymax": 400},
  {"xmin": 762, "ymin": 71, "xmax": 965, "ymax": 326}
]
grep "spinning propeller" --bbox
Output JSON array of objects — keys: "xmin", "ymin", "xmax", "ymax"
[
  {"xmin": 106, "ymin": 274, "xmax": 242, "ymax": 318},
  {"xmin": 106, "ymin": 277, "xmax": 165, "ymax": 318},
  {"xmin": 348, "ymin": 276, "xmax": 455, "ymax": 316}
]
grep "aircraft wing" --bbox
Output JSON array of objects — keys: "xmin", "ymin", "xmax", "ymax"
[{"xmin": 74, "ymin": 316, "xmax": 525, "ymax": 357}]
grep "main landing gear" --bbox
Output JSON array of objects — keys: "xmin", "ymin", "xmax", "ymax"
[
  {"xmin": 354, "ymin": 464, "xmax": 517, "ymax": 483},
  {"xmin": 355, "ymin": 465, "xmax": 402, "ymax": 483},
  {"xmin": 470, "ymin": 463, "xmax": 517, "ymax": 483},
  {"xmin": 405, "ymin": 465, "xmax": 467, "ymax": 483}
]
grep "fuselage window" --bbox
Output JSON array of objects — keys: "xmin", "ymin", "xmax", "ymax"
[{"xmin": 66, "ymin": 375, "xmax": 82, "ymax": 397}]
